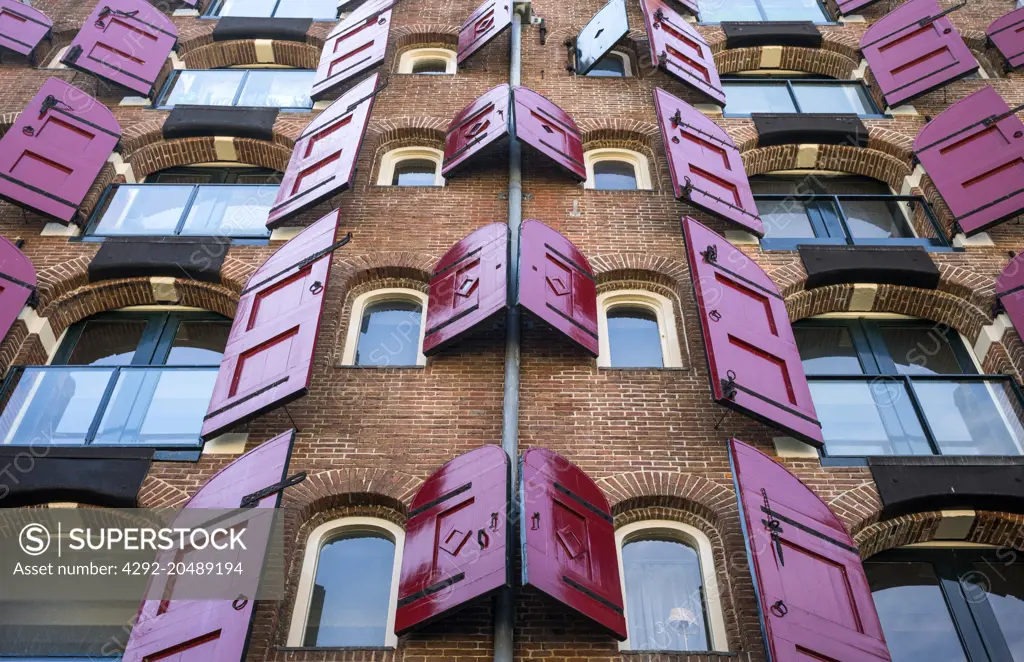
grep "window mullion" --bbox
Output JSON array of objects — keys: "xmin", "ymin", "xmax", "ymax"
[
  {"xmin": 830, "ymin": 195, "xmax": 856, "ymax": 243},
  {"xmin": 83, "ymin": 367, "xmax": 123, "ymax": 444},
  {"xmin": 173, "ymin": 185, "xmax": 202, "ymax": 236},
  {"xmin": 132, "ymin": 314, "xmax": 168, "ymax": 366},
  {"xmin": 935, "ymin": 558, "xmax": 997, "ymax": 662},
  {"xmin": 232, "ymin": 72, "xmax": 249, "ymax": 107},
  {"xmin": 786, "ymin": 81, "xmax": 800, "ymax": 112}
]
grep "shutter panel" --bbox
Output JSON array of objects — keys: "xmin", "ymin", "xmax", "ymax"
[
  {"xmin": 518, "ymin": 219, "xmax": 598, "ymax": 357},
  {"xmin": 423, "ymin": 223, "xmax": 509, "ymax": 355},
  {"xmin": 0, "ymin": 236, "xmax": 36, "ymax": 344},
  {"xmin": 267, "ymin": 72, "xmax": 379, "ymax": 228},
  {"xmin": 574, "ymin": 0, "xmax": 629, "ymax": 76},
  {"xmin": 442, "ymin": 84, "xmax": 511, "ymax": 177},
  {"xmin": 654, "ymin": 88, "xmax": 763, "ymax": 235},
  {"xmin": 202, "ymin": 210, "xmax": 345, "ymax": 440},
  {"xmin": 0, "ymin": 0, "xmax": 52, "ymax": 57},
  {"xmin": 996, "ymin": 253, "xmax": 1024, "ymax": 337},
  {"xmin": 0, "ymin": 78, "xmax": 121, "ymax": 224},
  {"xmin": 912, "ymin": 86, "xmax": 1024, "ymax": 236},
  {"xmin": 641, "ymin": 0, "xmax": 725, "ymax": 106},
  {"xmin": 835, "ymin": 0, "xmax": 882, "ymax": 16},
  {"xmin": 730, "ymin": 438, "xmax": 892, "ymax": 662},
  {"xmin": 311, "ymin": 0, "xmax": 392, "ymax": 101},
  {"xmin": 122, "ymin": 429, "xmax": 297, "ymax": 662},
  {"xmin": 988, "ymin": 7, "xmax": 1024, "ymax": 70},
  {"xmin": 520, "ymin": 447, "xmax": 626, "ymax": 640},
  {"xmin": 395, "ymin": 446, "xmax": 511, "ymax": 634},
  {"xmin": 513, "ymin": 87, "xmax": 586, "ymax": 181},
  {"xmin": 683, "ymin": 217, "xmax": 823, "ymax": 446},
  {"xmin": 457, "ymin": 0, "xmax": 512, "ymax": 64},
  {"xmin": 860, "ymin": 0, "xmax": 976, "ymax": 108}
]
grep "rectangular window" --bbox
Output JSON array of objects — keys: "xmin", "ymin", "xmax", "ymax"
[
  {"xmin": 208, "ymin": 0, "xmax": 337, "ymax": 18},
  {"xmin": 698, "ymin": 0, "xmax": 830, "ymax": 23},
  {"xmin": 158, "ymin": 70, "xmax": 315, "ymax": 110},
  {"xmin": 722, "ymin": 80, "xmax": 880, "ymax": 117}
]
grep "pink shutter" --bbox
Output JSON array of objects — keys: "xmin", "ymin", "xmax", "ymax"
[
  {"xmin": 836, "ymin": 0, "xmax": 881, "ymax": 15},
  {"xmin": 996, "ymin": 253, "xmax": 1024, "ymax": 338},
  {"xmin": 423, "ymin": 223, "xmax": 509, "ymax": 355},
  {"xmin": 0, "ymin": 78, "xmax": 121, "ymax": 224},
  {"xmin": 202, "ymin": 210, "xmax": 345, "ymax": 440},
  {"xmin": 518, "ymin": 219, "xmax": 598, "ymax": 357},
  {"xmin": 860, "ymin": 0, "xmax": 976, "ymax": 108},
  {"xmin": 913, "ymin": 86, "xmax": 1024, "ymax": 236},
  {"xmin": 311, "ymin": 0, "xmax": 392, "ymax": 101},
  {"xmin": 442, "ymin": 84, "xmax": 511, "ymax": 177},
  {"xmin": 988, "ymin": 8, "xmax": 1024, "ymax": 71},
  {"xmin": 654, "ymin": 88, "xmax": 763, "ymax": 235},
  {"xmin": 395, "ymin": 446, "xmax": 510, "ymax": 634},
  {"xmin": 683, "ymin": 217, "xmax": 823, "ymax": 445},
  {"xmin": 0, "ymin": 236, "xmax": 36, "ymax": 344},
  {"xmin": 457, "ymin": 0, "xmax": 512, "ymax": 64},
  {"xmin": 730, "ymin": 439, "xmax": 892, "ymax": 661},
  {"xmin": 513, "ymin": 87, "xmax": 586, "ymax": 181},
  {"xmin": 122, "ymin": 429, "xmax": 298, "ymax": 662},
  {"xmin": 0, "ymin": 0, "xmax": 52, "ymax": 57},
  {"xmin": 641, "ymin": 0, "xmax": 725, "ymax": 106},
  {"xmin": 267, "ymin": 73, "xmax": 379, "ymax": 228},
  {"xmin": 520, "ymin": 447, "xmax": 626, "ymax": 640}
]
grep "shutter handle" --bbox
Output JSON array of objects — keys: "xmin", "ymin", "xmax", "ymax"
[
  {"xmin": 232, "ymin": 595, "xmax": 249, "ymax": 610},
  {"xmin": 490, "ymin": 512, "xmax": 499, "ymax": 531},
  {"xmin": 478, "ymin": 529, "xmax": 489, "ymax": 549},
  {"xmin": 770, "ymin": 600, "xmax": 788, "ymax": 618},
  {"xmin": 531, "ymin": 512, "xmax": 540, "ymax": 530},
  {"xmin": 309, "ymin": 281, "xmax": 324, "ymax": 295}
]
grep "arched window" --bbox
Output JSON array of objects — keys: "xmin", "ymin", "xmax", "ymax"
[
  {"xmin": 376, "ymin": 147, "xmax": 446, "ymax": 187},
  {"xmin": 341, "ymin": 289, "xmax": 428, "ymax": 367},
  {"xmin": 397, "ymin": 48, "xmax": 458, "ymax": 75},
  {"xmin": 597, "ymin": 291, "xmax": 683, "ymax": 368},
  {"xmin": 586, "ymin": 50, "xmax": 631, "ymax": 77},
  {"xmin": 584, "ymin": 149, "xmax": 653, "ymax": 190}
]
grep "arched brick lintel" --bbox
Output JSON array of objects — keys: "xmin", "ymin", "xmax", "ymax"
[
  {"xmin": 853, "ymin": 510, "xmax": 1024, "ymax": 558},
  {"xmin": 714, "ymin": 44, "xmax": 861, "ymax": 79},
  {"xmin": 179, "ymin": 39, "xmax": 321, "ymax": 70},
  {"xmin": 123, "ymin": 136, "xmax": 295, "ymax": 180},
  {"xmin": 739, "ymin": 141, "xmax": 913, "ymax": 192}
]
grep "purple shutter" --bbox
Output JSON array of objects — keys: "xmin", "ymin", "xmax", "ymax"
[
  {"xmin": 423, "ymin": 223, "xmax": 509, "ymax": 355},
  {"xmin": 683, "ymin": 217, "xmax": 823, "ymax": 445},
  {"xmin": 836, "ymin": 0, "xmax": 882, "ymax": 15},
  {"xmin": 395, "ymin": 446, "xmax": 510, "ymax": 634},
  {"xmin": 913, "ymin": 86, "xmax": 1024, "ymax": 236},
  {"xmin": 641, "ymin": 0, "xmax": 725, "ymax": 106},
  {"xmin": 442, "ymin": 84, "xmax": 511, "ymax": 177},
  {"xmin": 457, "ymin": 0, "xmax": 512, "ymax": 64},
  {"xmin": 0, "ymin": 0, "xmax": 52, "ymax": 57},
  {"xmin": 0, "ymin": 236, "xmax": 36, "ymax": 344},
  {"xmin": 311, "ymin": 0, "xmax": 392, "ymax": 101},
  {"xmin": 996, "ymin": 253, "xmax": 1024, "ymax": 338},
  {"xmin": 520, "ymin": 447, "xmax": 627, "ymax": 640},
  {"xmin": 267, "ymin": 73, "xmax": 378, "ymax": 228},
  {"xmin": 860, "ymin": 0, "xmax": 977, "ymax": 108},
  {"xmin": 988, "ymin": 7, "xmax": 1024, "ymax": 71},
  {"xmin": 122, "ymin": 429, "xmax": 297, "ymax": 662},
  {"xmin": 513, "ymin": 87, "xmax": 586, "ymax": 181},
  {"xmin": 654, "ymin": 88, "xmax": 763, "ymax": 235},
  {"xmin": 0, "ymin": 79, "xmax": 121, "ymax": 224},
  {"xmin": 202, "ymin": 210, "xmax": 344, "ymax": 440},
  {"xmin": 730, "ymin": 439, "xmax": 892, "ymax": 661},
  {"xmin": 574, "ymin": 0, "xmax": 629, "ymax": 76}
]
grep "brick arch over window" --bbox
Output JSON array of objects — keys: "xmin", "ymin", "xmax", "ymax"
[
  {"xmin": 368, "ymin": 124, "xmax": 448, "ymax": 180},
  {"xmin": 580, "ymin": 124, "xmax": 661, "ymax": 167},
  {"xmin": 138, "ymin": 476, "xmax": 192, "ymax": 509},
  {"xmin": 392, "ymin": 27, "xmax": 459, "ymax": 57},
  {"xmin": 739, "ymin": 140, "xmax": 914, "ymax": 190},
  {"xmin": 852, "ymin": 510, "xmax": 1024, "ymax": 557},
  {"xmin": 282, "ymin": 467, "xmax": 422, "ymax": 523},
  {"xmin": 714, "ymin": 45, "xmax": 861, "ymax": 79},
  {"xmin": 177, "ymin": 38, "xmax": 320, "ymax": 69},
  {"xmin": 123, "ymin": 136, "xmax": 294, "ymax": 181}
]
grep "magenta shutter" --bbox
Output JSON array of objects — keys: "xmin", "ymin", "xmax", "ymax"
[
  {"xmin": 267, "ymin": 72, "xmax": 379, "ymax": 228},
  {"xmin": 513, "ymin": 87, "xmax": 586, "ymax": 181},
  {"xmin": 520, "ymin": 447, "xmax": 626, "ymax": 640},
  {"xmin": 457, "ymin": 0, "xmax": 512, "ymax": 64},
  {"xmin": 424, "ymin": 223, "xmax": 509, "ymax": 355},
  {"xmin": 988, "ymin": 8, "xmax": 1024, "ymax": 71},
  {"xmin": 396, "ymin": 446, "xmax": 510, "ymax": 634},
  {"xmin": 518, "ymin": 219, "xmax": 598, "ymax": 357},
  {"xmin": 641, "ymin": 0, "xmax": 725, "ymax": 106},
  {"xmin": 0, "ymin": 0, "xmax": 52, "ymax": 57},
  {"xmin": 835, "ymin": 0, "xmax": 881, "ymax": 15},
  {"xmin": 442, "ymin": 84, "xmax": 511, "ymax": 176},
  {"xmin": 202, "ymin": 210, "xmax": 344, "ymax": 440},
  {"xmin": 913, "ymin": 86, "xmax": 1024, "ymax": 236},
  {"xmin": 683, "ymin": 217, "xmax": 823, "ymax": 445},
  {"xmin": 860, "ymin": 0, "xmax": 976, "ymax": 108},
  {"xmin": 311, "ymin": 0, "xmax": 392, "ymax": 101},
  {"xmin": 654, "ymin": 88, "xmax": 763, "ymax": 235},
  {"xmin": 122, "ymin": 429, "xmax": 297, "ymax": 662},
  {"xmin": 996, "ymin": 254, "xmax": 1024, "ymax": 339},
  {"xmin": 730, "ymin": 439, "xmax": 892, "ymax": 661},
  {"xmin": 0, "ymin": 236, "xmax": 36, "ymax": 344},
  {"xmin": 0, "ymin": 79, "xmax": 121, "ymax": 224}
]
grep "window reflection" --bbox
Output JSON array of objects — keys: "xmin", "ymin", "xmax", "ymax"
[
  {"xmin": 593, "ymin": 161, "xmax": 639, "ymax": 190},
  {"xmin": 699, "ymin": 0, "xmax": 828, "ymax": 22},
  {"xmin": 607, "ymin": 307, "xmax": 663, "ymax": 367},
  {"xmin": 355, "ymin": 300, "xmax": 423, "ymax": 366},
  {"xmin": 391, "ymin": 160, "xmax": 438, "ymax": 186},
  {"xmin": 163, "ymin": 70, "xmax": 314, "ymax": 109},
  {"xmin": 587, "ymin": 54, "xmax": 626, "ymax": 77}
]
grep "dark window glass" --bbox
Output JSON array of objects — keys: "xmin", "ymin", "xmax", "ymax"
[
  {"xmin": 791, "ymin": 83, "xmax": 875, "ymax": 115},
  {"xmin": 587, "ymin": 54, "xmax": 626, "ymax": 77},
  {"xmin": 63, "ymin": 320, "xmax": 149, "ymax": 366},
  {"xmin": 877, "ymin": 326, "xmax": 967, "ymax": 376},
  {"xmin": 165, "ymin": 321, "xmax": 232, "ymax": 365},
  {"xmin": 722, "ymin": 83, "xmax": 796, "ymax": 114},
  {"xmin": 163, "ymin": 70, "xmax": 314, "ymax": 109},
  {"xmin": 794, "ymin": 326, "xmax": 864, "ymax": 375},
  {"xmin": 391, "ymin": 159, "xmax": 438, "ymax": 186},
  {"xmin": 722, "ymin": 81, "xmax": 876, "ymax": 116},
  {"xmin": 842, "ymin": 199, "xmax": 913, "ymax": 239},
  {"xmin": 593, "ymin": 160, "xmax": 639, "ymax": 190},
  {"xmin": 411, "ymin": 59, "xmax": 448, "ymax": 74},
  {"xmin": 0, "ymin": 599, "xmax": 139, "ymax": 657},
  {"xmin": 607, "ymin": 307, "xmax": 663, "ymax": 367},
  {"xmin": 971, "ymin": 561, "xmax": 1024, "ymax": 661},
  {"xmin": 356, "ymin": 300, "xmax": 423, "ymax": 366}
]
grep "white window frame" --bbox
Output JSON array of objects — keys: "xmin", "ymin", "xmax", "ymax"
[
  {"xmin": 287, "ymin": 516, "xmax": 405, "ymax": 648},
  {"xmin": 376, "ymin": 147, "xmax": 446, "ymax": 187},
  {"xmin": 584, "ymin": 148, "xmax": 653, "ymax": 191},
  {"xmin": 396, "ymin": 48, "xmax": 458, "ymax": 75},
  {"xmin": 597, "ymin": 290, "xmax": 683, "ymax": 368},
  {"xmin": 615, "ymin": 520, "xmax": 729, "ymax": 652},
  {"xmin": 46, "ymin": 46, "xmax": 69, "ymax": 69},
  {"xmin": 340, "ymin": 288, "xmax": 428, "ymax": 366},
  {"xmin": 587, "ymin": 50, "xmax": 632, "ymax": 77}
]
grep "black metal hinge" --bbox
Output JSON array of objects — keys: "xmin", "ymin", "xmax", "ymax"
[{"xmin": 240, "ymin": 472, "xmax": 307, "ymax": 508}]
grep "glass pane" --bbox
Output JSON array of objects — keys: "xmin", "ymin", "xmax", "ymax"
[
  {"xmin": 93, "ymin": 368, "xmax": 216, "ymax": 446},
  {"xmin": 237, "ymin": 71, "xmax": 315, "ymax": 109},
  {"xmin": 622, "ymin": 539, "xmax": 709, "ymax": 651},
  {"xmin": 840, "ymin": 199, "xmax": 912, "ymax": 239},
  {"xmin": 164, "ymin": 70, "xmax": 245, "ymax": 106},
  {"xmin": 180, "ymin": 185, "xmax": 276, "ymax": 236},
  {"xmin": 913, "ymin": 380, "xmax": 1024, "ymax": 456},
  {"xmin": 355, "ymin": 300, "xmax": 423, "ymax": 366},
  {"xmin": 0, "ymin": 599, "xmax": 138, "ymax": 657},
  {"xmin": 274, "ymin": 0, "xmax": 338, "ymax": 17},
  {"xmin": 391, "ymin": 159, "xmax": 438, "ymax": 186},
  {"xmin": 91, "ymin": 186, "xmax": 193, "ymax": 236},
  {"xmin": 791, "ymin": 83, "xmax": 875, "ymax": 115},
  {"xmin": 817, "ymin": 175, "xmax": 891, "ymax": 195},
  {"xmin": 593, "ymin": 161, "xmax": 638, "ymax": 190},
  {"xmin": 698, "ymin": 0, "xmax": 763, "ymax": 21},
  {"xmin": 794, "ymin": 326, "xmax": 864, "ymax": 375},
  {"xmin": 147, "ymin": 170, "xmax": 219, "ymax": 184},
  {"xmin": 866, "ymin": 561, "xmax": 969, "ymax": 662},
  {"xmin": 0, "ymin": 368, "xmax": 115, "ymax": 446},
  {"xmin": 756, "ymin": 198, "xmax": 817, "ymax": 238},
  {"xmin": 811, "ymin": 380, "xmax": 932, "ymax": 456},
  {"xmin": 968, "ymin": 561, "xmax": 1024, "ymax": 660},
  {"xmin": 607, "ymin": 307, "xmax": 663, "ymax": 368},
  {"xmin": 217, "ymin": 0, "xmax": 277, "ymax": 16},
  {"xmin": 304, "ymin": 534, "xmax": 396, "ymax": 647},
  {"xmin": 64, "ymin": 320, "xmax": 149, "ymax": 366},
  {"xmin": 165, "ymin": 321, "xmax": 232, "ymax": 365},
  {"xmin": 877, "ymin": 326, "xmax": 966, "ymax": 376},
  {"xmin": 411, "ymin": 59, "xmax": 448, "ymax": 74},
  {"xmin": 757, "ymin": 0, "xmax": 829, "ymax": 20},
  {"xmin": 722, "ymin": 83, "xmax": 796, "ymax": 114},
  {"xmin": 587, "ymin": 54, "xmax": 626, "ymax": 77}
]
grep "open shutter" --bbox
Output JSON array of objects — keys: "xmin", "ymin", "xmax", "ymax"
[
  {"xmin": 457, "ymin": 0, "xmax": 512, "ymax": 64},
  {"xmin": 442, "ymin": 84, "xmax": 511, "ymax": 177},
  {"xmin": 683, "ymin": 217, "xmax": 823, "ymax": 445},
  {"xmin": 0, "ymin": 0, "xmax": 52, "ymax": 57},
  {"xmin": 730, "ymin": 439, "xmax": 891, "ymax": 661},
  {"xmin": 0, "ymin": 236, "xmax": 36, "ymax": 344},
  {"xmin": 996, "ymin": 254, "xmax": 1024, "ymax": 338},
  {"xmin": 513, "ymin": 87, "xmax": 586, "ymax": 181},
  {"xmin": 202, "ymin": 210, "xmax": 346, "ymax": 440},
  {"xmin": 835, "ymin": 0, "xmax": 882, "ymax": 15},
  {"xmin": 988, "ymin": 7, "xmax": 1024, "ymax": 71},
  {"xmin": 311, "ymin": 0, "xmax": 392, "ymax": 101},
  {"xmin": 520, "ymin": 447, "xmax": 626, "ymax": 640},
  {"xmin": 654, "ymin": 88, "xmax": 763, "ymax": 235},
  {"xmin": 574, "ymin": 0, "xmax": 629, "ymax": 76},
  {"xmin": 423, "ymin": 223, "xmax": 509, "ymax": 355},
  {"xmin": 641, "ymin": 0, "xmax": 725, "ymax": 106},
  {"xmin": 860, "ymin": 0, "xmax": 976, "ymax": 108},
  {"xmin": 396, "ymin": 446, "xmax": 510, "ymax": 634},
  {"xmin": 123, "ymin": 429, "xmax": 297, "ymax": 662},
  {"xmin": 0, "ymin": 79, "xmax": 121, "ymax": 224},
  {"xmin": 913, "ymin": 86, "xmax": 1024, "ymax": 236},
  {"xmin": 518, "ymin": 219, "xmax": 598, "ymax": 356}
]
